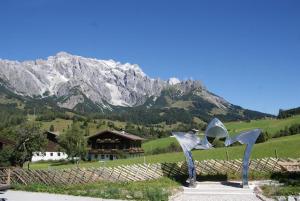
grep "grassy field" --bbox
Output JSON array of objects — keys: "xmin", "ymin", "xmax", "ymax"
[
  {"xmin": 225, "ymin": 115, "xmax": 300, "ymax": 136},
  {"xmin": 31, "ymin": 112, "xmax": 300, "ymax": 142},
  {"xmin": 13, "ymin": 177, "xmax": 180, "ymax": 201},
  {"xmin": 28, "ymin": 134, "xmax": 300, "ymax": 170},
  {"xmin": 142, "ymin": 136, "xmax": 178, "ymax": 153},
  {"xmin": 142, "ymin": 115, "xmax": 300, "ymax": 153},
  {"xmin": 26, "ymin": 115, "xmax": 300, "ymax": 170}
]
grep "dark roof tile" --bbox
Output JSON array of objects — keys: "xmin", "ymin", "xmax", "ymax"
[{"xmin": 88, "ymin": 130, "xmax": 144, "ymax": 141}]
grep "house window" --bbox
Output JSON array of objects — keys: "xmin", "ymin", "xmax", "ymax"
[
  {"xmin": 50, "ymin": 153, "xmax": 53, "ymax": 156},
  {"xmin": 94, "ymin": 154, "xmax": 98, "ymax": 159},
  {"xmin": 57, "ymin": 152, "xmax": 61, "ymax": 156},
  {"xmin": 101, "ymin": 155, "xmax": 104, "ymax": 159}
]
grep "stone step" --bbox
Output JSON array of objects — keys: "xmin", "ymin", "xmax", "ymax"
[
  {"xmin": 184, "ymin": 187, "xmax": 253, "ymax": 191},
  {"xmin": 183, "ymin": 181, "xmax": 256, "ymax": 195},
  {"xmin": 183, "ymin": 191, "xmax": 255, "ymax": 195},
  {"xmin": 172, "ymin": 194, "xmax": 260, "ymax": 201},
  {"xmin": 184, "ymin": 186, "xmax": 252, "ymax": 190},
  {"xmin": 184, "ymin": 189, "xmax": 254, "ymax": 195}
]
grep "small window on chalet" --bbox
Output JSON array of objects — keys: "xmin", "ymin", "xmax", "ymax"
[
  {"xmin": 57, "ymin": 153, "xmax": 61, "ymax": 156},
  {"xmin": 50, "ymin": 153, "xmax": 53, "ymax": 156},
  {"xmin": 101, "ymin": 155, "xmax": 104, "ymax": 159},
  {"xmin": 94, "ymin": 154, "xmax": 98, "ymax": 159}
]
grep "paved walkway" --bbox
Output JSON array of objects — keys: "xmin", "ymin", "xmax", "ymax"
[
  {"xmin": 0, "ymin": 181, "xmax": 268, "ymax": 201},
  {"xmin": 171, "ymin": 181, "xmax": 262, "ymax": 201},
  {"xmin": 0, "ymin": 190, "xmax": 124, "ymax": 201}
]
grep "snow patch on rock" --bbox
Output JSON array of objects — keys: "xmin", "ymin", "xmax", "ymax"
[{"xmin": 168, "ymin": 77, "xmax": 181, "ymax": 85}]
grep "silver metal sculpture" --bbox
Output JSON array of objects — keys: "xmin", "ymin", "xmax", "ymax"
[
  {"xmin": 225, "ymin": 129, "xmax": 261, "ymax": 187},
  {"xmin": 173, "ymin": 118, "xmax": 261, "ymax": 188},
  {"xmin": 173, "ymin": 132, "xmax": 209, "ymax": 187}
]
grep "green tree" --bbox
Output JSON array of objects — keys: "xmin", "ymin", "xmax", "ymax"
[
  {"xmin": 0, "ymin": 146, "xmax": 14, "ymax": 167},
  {"xmin": 49, "ymin": 124, "xmax": 55, "ymax": 132},
  {"xmin": 107, "ymin": 121, "xmax": 114, "ymax": 129},
  {"xmin": 12, "ymin": 122, "xmax": 46, "ymax": 167},
  {"xmin": 59, "ymin": 122, "xmax": 87, "ymax": 163},
  {"xmin": 85, "ymin": 126, "xmax": 90, "ymax": 136}
]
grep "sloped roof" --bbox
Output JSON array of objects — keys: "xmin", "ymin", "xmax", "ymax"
[
  {"xmin": 88, "ymin": 130, "xmax": 145, "ymax": 141},
  {"xmin": 45, "ymin": 131, "xmax": 60, "ymax": 136}
]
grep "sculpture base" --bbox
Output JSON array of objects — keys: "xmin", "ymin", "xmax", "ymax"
[{"xmin": 187, "ymin": 178, "xmax": 197, "ymax": 188}]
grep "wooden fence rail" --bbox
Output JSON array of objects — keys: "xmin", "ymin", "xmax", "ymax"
[{"xmin": 0, "ymin": 157, "xmax": 298, "ymax": 186}]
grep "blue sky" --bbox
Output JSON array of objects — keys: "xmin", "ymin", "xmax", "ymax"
[{"xmin": 0, "ymin": 0, "xmax": 299, "ymax": 115}]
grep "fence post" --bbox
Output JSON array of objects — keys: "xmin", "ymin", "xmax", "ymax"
[
  {"xmin": 7, "ymin": 168, "xmax": 11, "ymax": 185},
  {"xmin": 226, "ymin": 149, "xmax": 229, "ymax": 161},
  {"xmin": 275, "ymin": 149, "xmax": 278, "ymax": 159}
]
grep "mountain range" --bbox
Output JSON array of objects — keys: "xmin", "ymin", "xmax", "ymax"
[{"xmin": 0, "ymin": 52, "xmax": 272, "ymax": 124}]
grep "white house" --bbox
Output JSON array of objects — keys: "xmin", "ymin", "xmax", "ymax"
[{"xmin": 31, "ymin": 131, "xmax": 68, "ymax": 162}]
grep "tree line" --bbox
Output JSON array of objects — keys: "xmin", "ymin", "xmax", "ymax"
[{"xmin": 278, "ymin": 107, "xmax": 300, "ymax": 119}]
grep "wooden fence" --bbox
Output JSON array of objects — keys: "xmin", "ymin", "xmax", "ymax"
[
  {"xmin": 0, "ymin": 167, "xmax": 11, "ymax": 191},
  {"xmin": 0, "ymin": 157, "xmax": 298, "ymax": 186}
]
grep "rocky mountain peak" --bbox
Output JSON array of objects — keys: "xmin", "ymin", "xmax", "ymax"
[
  {"xmin": 167, "ymin": 77, "xmax": 181, "ymax": 85},
  {"xmin": 0, "ymin": 52, "xmax": 230, "ymax": 112},
  {"xmin": 55, "ymin": 51, "xmax": 73, "ymax": 58},
  {"xmin": 0, "ymin": 52, "xmax": 166, "ymax": 108}
]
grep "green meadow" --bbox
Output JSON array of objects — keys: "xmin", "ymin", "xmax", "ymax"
[
  {"xmin": 28, "ymin": 134, "xmax": 300, "ymax": 170},
  {"xmin": 225, "ymin": 115, "xmax": 300, "ymax": 136},
  {"xmin": 142, "ymin": 115, "xmax": 300, "ymax": 153},
  {"xmin": 26, "ymin": 115, "xmax": 300, "ymax": 170}
]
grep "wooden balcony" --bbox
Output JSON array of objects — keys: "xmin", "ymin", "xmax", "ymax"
[{"xmin": 88, "ymin": 147, "xmax": 144, "ymax": 154}]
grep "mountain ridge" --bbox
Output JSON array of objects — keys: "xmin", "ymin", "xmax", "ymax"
[{"xmin": 0, "ymin": 52, "xmax": 273, "ymax": 123}]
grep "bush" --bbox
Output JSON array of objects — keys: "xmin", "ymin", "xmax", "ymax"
[
  {"xmin": 273, "ymin": 123, "xmax": 300, "ymax": 138},
  {"xmin": 212, "ymin": 138, "xmax": 225, "ymax": 147},
  {"xmin": 256, "ymin": 131, "xmax": 270, "ymax": 143},
  {"xmin": 145, "ymin": 187, "xmax": 168, "ymax": 201}
]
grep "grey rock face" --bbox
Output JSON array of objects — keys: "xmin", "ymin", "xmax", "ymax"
[
  {"xmin": 0, "ymin": 52, "xmax": 229, "ymax": 110},
  {"xmin": 58, "ymin": 94, "xmax": 85, "ymax": 109}
]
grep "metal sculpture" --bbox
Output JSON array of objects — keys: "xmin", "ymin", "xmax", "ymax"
[
  {"xmin": 224, "ymin": 129, "xmax": 261, "ymax": 187},
  {"xmin": 173, "ymin": 132, "xmax": 208, "ymax": 187},
  {"xmin": 173, "ymin": 118, "xmax": 261, "ymax": 188}
]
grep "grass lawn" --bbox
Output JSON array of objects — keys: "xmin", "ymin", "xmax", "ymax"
[
  {"xmin": 142, "ymin": 136, "xmax": 178, "ymax": 153},
  {"xmin": 39, "ymin": 118, "xmax": 74, "ymax": 132},
  {"xmin": 142, "ymin": 115, "xmax": 300, "ymax": 153},
  {"xmin": 27, "ymin": 134, "xmax": 300, "ymax": 170},
  {"xmin": 13, "ymin": 177, "xmax": 180, "ymax": 201},
  {"xmin": 225, "ymin": 115, "xmax": 300, "ymax": 136}
]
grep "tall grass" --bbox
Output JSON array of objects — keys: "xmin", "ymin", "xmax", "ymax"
[{"xmin": 13, "ymin": 177, "xmax": 180, "ymax": 201}]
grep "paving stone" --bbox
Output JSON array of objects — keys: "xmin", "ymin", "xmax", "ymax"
[
  {"xmin": 171, "ymin": 181, "xmax": 261, "ymax": 201},
  {"xmin": 1, "ymin": 190, "xmax": 124, "ymax": 201}
]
